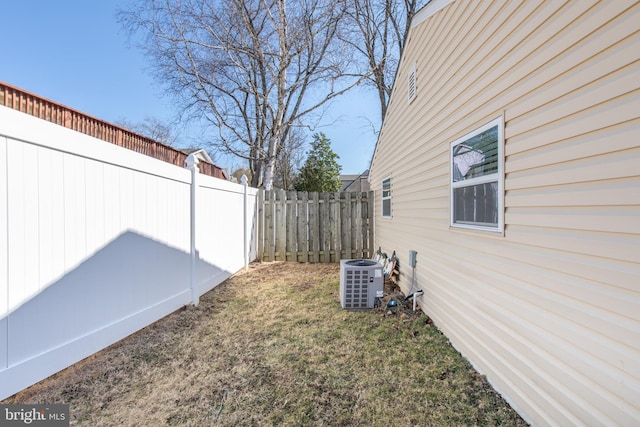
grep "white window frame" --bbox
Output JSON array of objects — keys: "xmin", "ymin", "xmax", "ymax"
[
  {"xmin": 450, "ymin": 117, "xmax": 504, "ymax": 232},
  {"xmin": 381, "ymin": 177, "xmax": 392, "ymax": 218}
]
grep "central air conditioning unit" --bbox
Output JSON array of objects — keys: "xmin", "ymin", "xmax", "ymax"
[{"xmin": 340, "ymin": 259, "xmax": 384, "ymax": 309}]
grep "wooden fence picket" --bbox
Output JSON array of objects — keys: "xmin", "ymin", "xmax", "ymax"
[
  {"xmin": 322, "ymin": 192, "xmax": 331, "ymax": 262},
  {"xmin": 266, "ymin": 190, "xmax": 276, "ymax": 262},
  {"xmin": 257, "ymin": 190, "xmax": 265, "ymax": 260},
  {"xmin": 343, "ymin": 192, "xmax": 352, "ymax": 260},
  {"xmin": 257, "ymin": 190, "xmax": 372, "ymax": 263},
  {"xmin": 298, "ymin": 191, "xmax": 309, "ymax": 263},
  {"xmin": 310, "ymin": 192, "xmax": 320, "ymax": 263},
  {"xmin": 276, "ymin": 189, "xmax": 286, "ymax": 261},
  {"xmin": 286, "ymin": 191, "xmax": 297, "ymax": 262},
  {"xmin": 331, "ymin": 192, "xmax": 341, "ymax": 262}
]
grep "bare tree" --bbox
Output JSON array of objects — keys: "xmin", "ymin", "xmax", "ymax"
[
  {"xmin": 115, "ymin": 116, "xmax": 179, "ymax": 147},
  {"xmin": 230, "ymin": 166, "xmax": 253, "ymax": 184},
  {"xmin": 342, "ymin": 0, "xmax": 427, "ymax": 121},
  {"xmin": 273, "ymin": 126, "xmax": 306, "ymax": 190},
  {"xmin": 119, "ymin": 0, "xmax": 362, "ymax": 188}
]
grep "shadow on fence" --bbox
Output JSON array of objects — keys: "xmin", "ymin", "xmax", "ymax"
[{"xmin": 1, "ymin": 230, "xmax": 229, "ymax": 401}]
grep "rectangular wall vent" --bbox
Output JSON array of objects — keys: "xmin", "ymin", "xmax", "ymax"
[{"xmin": 408, "ymin": 62, "xmax": 417, "ymax": 104}]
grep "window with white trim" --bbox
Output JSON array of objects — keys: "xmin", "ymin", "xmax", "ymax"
[
  {"xmin": 382, "ymin": 177, "xmax": 392, "ymax": 218},
  {"xmin": 450, "ymin": 117, "xmax": 504, "ymax": 232}
]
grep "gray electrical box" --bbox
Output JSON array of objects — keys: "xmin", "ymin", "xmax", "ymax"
[
  {"xmin": 340, "ymin": 259, "xmax": 384, "ymax": 309},
  {"xmin": 409, "ymin": 250, "xmax": 417, "ymax": 268}
]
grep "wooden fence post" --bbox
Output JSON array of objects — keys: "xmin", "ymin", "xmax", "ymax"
[
  {"xmin": 310, "ymin": 192, "xmax": 320, "ymax": 262},
  {"xmin": 332, "ymin": 192, "xmax": 341, "ymax": 262},
  {"xmin": 286, "ymin": 191, "xmax": 297, "ymax": 261},
  {"xmin": 321, "ymin": 193, "xmax": 331, "ymax": 262},
  {"xmin": 267, "ymin": 190, "xmax": 276, "ymax": 262},
  {"xmin": 342, "ymin": 192, "xmax": 352, "ymax": 259},
  {"xmin": 276, "ymin": 189, "xmax": 286, "ymax": 261},
  {"xmin": 354, "ymin": 192, "xmax": 363, "ymax": 258}
]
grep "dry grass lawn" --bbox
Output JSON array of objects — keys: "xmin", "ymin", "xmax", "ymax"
[{"xmin": 4, "ymin": 262, "xmax": 528, "ymax": 426}]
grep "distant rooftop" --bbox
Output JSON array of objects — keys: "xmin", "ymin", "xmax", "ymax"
[{"xmin": 340, "ymin": 170, "xmax": 369, "ymax": 192}]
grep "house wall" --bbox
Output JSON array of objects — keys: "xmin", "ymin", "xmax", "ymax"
[
  {"xmin": 0, "ymin": 105, "xmax": 258, "ymax": 400},
  {"xmin": 369, "ymin": 1, "xmax": 640, "ymax": 425},
  {"xmin": 343, "ymin": 174, "xmax": 371, "ymax": 192}
]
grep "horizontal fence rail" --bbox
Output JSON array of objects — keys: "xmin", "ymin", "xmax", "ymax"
[
  {"xmin": 258, "ymin": 190, "xmax": 373, "ymax": 263},
  {"xmin": 0, "ymin": 81, "xmax": 225, "ymax": 179}
]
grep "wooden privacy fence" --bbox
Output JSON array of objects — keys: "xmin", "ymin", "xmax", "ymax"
[{"xmin": 258, "ymin": 190, "xmax": 373, "ymax": 263}]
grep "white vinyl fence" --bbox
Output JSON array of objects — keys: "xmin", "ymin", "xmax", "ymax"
[{"xmin": 0, "ymin": 105, "xmax": 258, "ymax": 400}]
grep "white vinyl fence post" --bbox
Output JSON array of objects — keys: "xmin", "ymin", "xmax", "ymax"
[
  {"xmin": 241, "ymin": 174, "xmax": 249, "ymax": 271},
  {"xmin": 186, "ymin": 153, "xmax": 200, "ymax": 306}
]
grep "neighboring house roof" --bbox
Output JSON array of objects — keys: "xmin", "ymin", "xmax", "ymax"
[
  {"xmin": 184, "ymin": 147, "xmax": 213, "ymax": 163},
  {"xmin": 340, "ymin": 170, "xmax": 370, "ymax": 192},
  {"xmin": 182, "ymin": 148, "xmax": 229, "ymax": 180},
  {"xmin": 340, "ymin": 174, "xmax": 360, "ymax": 191}
]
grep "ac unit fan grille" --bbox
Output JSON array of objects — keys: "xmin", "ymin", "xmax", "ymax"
[{"xmin": 344, "ymin": 269, "xmax": 370, "ymax": 308}]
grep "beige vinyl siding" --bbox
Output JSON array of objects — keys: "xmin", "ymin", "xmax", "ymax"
[{"xmin": 369, "ymin": 0, "xmax": 640, "ymax": 426}]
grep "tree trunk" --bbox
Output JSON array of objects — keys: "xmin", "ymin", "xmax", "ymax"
[{"xmin": 263, "ymin": 130, "xmax": 280, "ymax": 190}]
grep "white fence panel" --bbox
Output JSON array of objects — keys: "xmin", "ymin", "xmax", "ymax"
[
  {"xmin": 0, "ymin": 105, "xmax": 258, "ymax": 400},
  {"xmin": 0, "ymin": 136, "xmax": 8, "ymax": 372},
  {"xmin": 196, "ymin": 176, "xmax": 258, "ymax": 291}
]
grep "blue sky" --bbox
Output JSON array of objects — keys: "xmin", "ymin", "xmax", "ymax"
[{"xmin": 1, "ymin": 1, "xmax": 380, "ymax": 174}]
